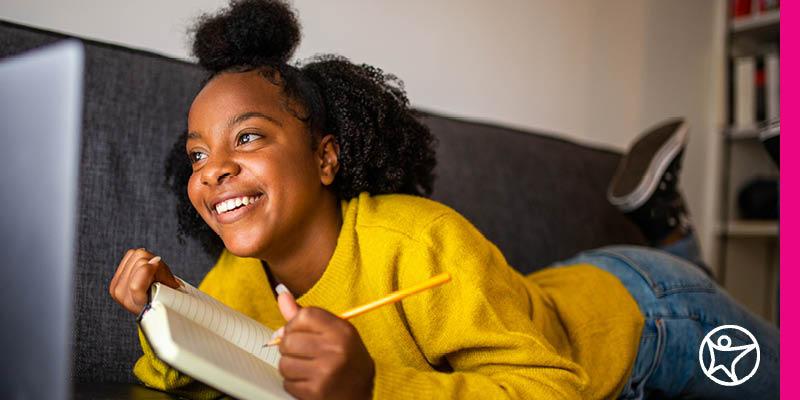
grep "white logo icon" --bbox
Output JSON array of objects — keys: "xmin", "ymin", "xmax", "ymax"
[{"xmin": 699, "ymin": 325, "xmax": 760, "ymax": 386}]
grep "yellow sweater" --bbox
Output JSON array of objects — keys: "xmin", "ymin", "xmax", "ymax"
[{"xmin": 134, "ymin": 193, "xmax": 644, "ymax": 399}]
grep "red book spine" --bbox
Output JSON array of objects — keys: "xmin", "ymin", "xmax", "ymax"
[{"xmin": 732, "ymin": 0, "xmax": 752, "ymax": 18}]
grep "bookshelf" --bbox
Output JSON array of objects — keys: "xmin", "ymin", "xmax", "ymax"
[
  {"xmin": 730, "ymin": 9, "xmax": 780, "ymax": 32},
  {"xmin": 716, "ymin": 0, "xmax": 779, "ymax": 324},
  {"xmin": 719, "ymin": 220, "xmax": 778, "ymax": 237}
]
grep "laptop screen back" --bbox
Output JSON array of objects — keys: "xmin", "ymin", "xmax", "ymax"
[{"xmin": 0, "ymin": 40, "xmax": 83, "ymax": 400}]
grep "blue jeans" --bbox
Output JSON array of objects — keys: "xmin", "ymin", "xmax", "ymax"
[{"xmin": 555, "ymin": 246, "xmax": 779, "ymax": 399}]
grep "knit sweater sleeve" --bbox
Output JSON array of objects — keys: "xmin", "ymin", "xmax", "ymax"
[
  {"xmin": 132, "ymin": 277, "xmax": 224, "ymax": 400},
  {"xmin": 373, "ymin": 212, "xmax": 589, "ymax": 399}
]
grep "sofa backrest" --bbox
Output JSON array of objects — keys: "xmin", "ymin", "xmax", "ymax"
[
  {"xmin": 423, "ymin": 113, "xmax": 646, "ymax": 272},
  {"xmin": 0, "ymin": 20, "xmax": 644, "ymax": 383}
]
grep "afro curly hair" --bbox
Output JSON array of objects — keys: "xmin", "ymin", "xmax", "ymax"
[{"xmin": 166, "ymin": 0, "xmax": 438, "ymax": 256}]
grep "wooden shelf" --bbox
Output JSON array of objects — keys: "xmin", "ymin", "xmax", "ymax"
[
  {"xmin": 719, "ymin": 220, "xmax": 779, "ymax": 237},
  {"xmin": 731, "ymin": 10, "xmax": 780, "ymax": 32},
  {"xmin": 726, "ymin": 126, "xmax": 760, "ymax": 140},
  {"xmin": 724, "ymin": 120, "xmax": 779, "ymax": 140}
]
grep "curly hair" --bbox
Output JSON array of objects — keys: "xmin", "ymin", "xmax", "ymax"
[{"xmin": 165, "ymin": 0, "xmax": 437, "ymax": 256}]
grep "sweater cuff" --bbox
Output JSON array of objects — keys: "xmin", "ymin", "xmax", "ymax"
[
  {"xmin": 134, "ymin": 326, "xmax": 194, "ymax": 389},
  {"xmin": 134, "ymin": 328, "xmax": 226, "ymax": 400},
  {"xmin": 372, "ymin": 362, "xmax": 435, "ymax": 400}
]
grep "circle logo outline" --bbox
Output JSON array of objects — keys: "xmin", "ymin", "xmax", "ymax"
[{"xmin": 698, "ymin": 324, "xmax": 760, "ymax": 386}]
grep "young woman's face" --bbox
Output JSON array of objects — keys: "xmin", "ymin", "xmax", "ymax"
[{"xmin": 186, "ymin": 70, "xmax": 328, "ymax": 259}]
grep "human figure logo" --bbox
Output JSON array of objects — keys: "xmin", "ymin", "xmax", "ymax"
[{"xmin": 699, "ymin": 325, "xmax": 760, "ymax": 386}]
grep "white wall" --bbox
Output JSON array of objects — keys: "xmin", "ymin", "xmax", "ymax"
[{"xmin": 1, "ymin": 0, "xmax": 726, "ymax": 266}]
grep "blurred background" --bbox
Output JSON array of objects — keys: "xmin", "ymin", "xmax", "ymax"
[{"xmin": 1, "ymin": 0, "xmax": 779, "ymax": 323}]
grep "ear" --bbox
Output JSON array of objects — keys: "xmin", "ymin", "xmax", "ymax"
[{"xmin": 316, "ymin": 134, "xmax": 340, "ymax": 186}]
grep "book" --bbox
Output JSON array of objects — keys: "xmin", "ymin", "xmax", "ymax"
[
  {"xmin": 765, "ymin": 52, "xmax": 779, "ymax": 120},
  {"xmin": 756, "ymin": 56, "xmax": 765, "ymax": 122},
  {"xmin": 138, "ymin": 278, "xmax": 293, "ymax": 400},
  {"xmin": 732, "ymin": 0, "xmax": 752, "ymax": 18},
  {"xmin": 734, "ymin": 56, "xmax": 756, "ymax": 129}
]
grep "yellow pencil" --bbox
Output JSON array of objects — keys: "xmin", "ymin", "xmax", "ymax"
[{"xmin": 265, "ymin": 272, "xmax": 451, "ymax": 347}]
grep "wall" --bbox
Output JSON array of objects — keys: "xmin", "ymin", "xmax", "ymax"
[{"xmin": 1, "ymin": 0, "xmax": 726, "ymax": 267}]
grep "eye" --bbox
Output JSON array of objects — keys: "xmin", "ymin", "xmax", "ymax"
[
  {"xmin": 237, "ymin": 132, "xmax": 262, "ymax": 145},
  {"xmin": 188, "ymin": 151, "xmax": 207, "ymax": 164}
]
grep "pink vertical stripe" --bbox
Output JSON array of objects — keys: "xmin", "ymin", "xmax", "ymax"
[{"xmin": 780, "ymin": 1, "xmax": 791, "ymax": 397}]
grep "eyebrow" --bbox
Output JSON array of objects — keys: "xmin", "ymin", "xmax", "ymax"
[{"xmin": 187, "ymin": 111, "xmax": 283, "ymax": 140}]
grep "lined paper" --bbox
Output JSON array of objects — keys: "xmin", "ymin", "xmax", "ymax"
[
  {"xmin": 151, "ymin": 280, "xmax": 281, "ymax": 367},
  {"xmin": 150, "ymin": 304, "xmax": 291, "ymax": 400}
]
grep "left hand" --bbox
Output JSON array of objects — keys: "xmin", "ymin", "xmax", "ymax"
[{"xmin": 274, "ymin": 286, "xmax": 375, "ymax": 400}]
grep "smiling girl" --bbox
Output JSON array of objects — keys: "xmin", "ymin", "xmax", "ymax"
[{"xmin": 109, "ymin": 1, "xmax": 778, "ymax": 399}]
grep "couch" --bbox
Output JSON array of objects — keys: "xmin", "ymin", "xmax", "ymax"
[{"xmin": 0, "ymin": 20, "xmax": 645, "ymax": 386}]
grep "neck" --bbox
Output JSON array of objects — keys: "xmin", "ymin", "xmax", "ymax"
[{"xmin": 262, "ymin": 194, "xmax": 342, "ymax": 297}]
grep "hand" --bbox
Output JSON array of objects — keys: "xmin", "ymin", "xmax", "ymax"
[
  {"xmin": 109, "ymin": 248, "xmax": 181, "ymax": 315},
  {"xmin": 274, "ymin": 285, "xmax": 375, "ymax": 400}
]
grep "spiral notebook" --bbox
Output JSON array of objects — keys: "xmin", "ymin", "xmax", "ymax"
[{"xmin": 138, "ymin": 279, "xmax": 293, "ymax": 400}]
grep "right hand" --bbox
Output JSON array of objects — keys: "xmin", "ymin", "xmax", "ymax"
[{"xmin": 109, "ymin": 248, "xmax": 182, "ymax": 315}]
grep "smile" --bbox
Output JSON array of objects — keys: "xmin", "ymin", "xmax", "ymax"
[
  {"xmin": 214, "ymin": 195, "xmax": 262, "ymax": 214},
  {"xmin": 212, "ymin": 194, "xmax": 263, "ymax": 224}
]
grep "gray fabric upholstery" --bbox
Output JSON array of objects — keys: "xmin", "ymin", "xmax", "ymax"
[
  {"xmin": 422, "ymin": 114, "xmax": 646, "ymax": 273},
  {"xmin": 0, "ymin": 20, "xmax": 644, "ymax": 384}
]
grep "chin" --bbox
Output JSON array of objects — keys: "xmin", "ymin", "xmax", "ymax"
[{"xmin": 221, "ymin": 233, "xmax": 265, "ymax": 259}]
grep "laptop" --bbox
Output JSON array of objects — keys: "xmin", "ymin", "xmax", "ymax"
[{"xmin": 0, "ymin": 40, "xmax": 83, "ymax": 400}]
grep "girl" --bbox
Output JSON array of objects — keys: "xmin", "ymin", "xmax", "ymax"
[{"xmin": 109, "ymin": 1, "xmax": 778, "ymax": 399}]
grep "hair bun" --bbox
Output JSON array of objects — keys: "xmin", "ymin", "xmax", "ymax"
[{"xmin": 191, "ymin": 0, "xmax": 301, "ymax": 71}]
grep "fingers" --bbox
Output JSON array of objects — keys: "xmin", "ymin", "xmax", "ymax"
[
  {"xmin": 109, "ymin": 248, "xmax": 177, "ymax": 315},
  {"xmin": 278, "ymin": 331, "xmax": 323, "ymax": 359},
  {"xmin": 111, "ymin": 248, "xmax": 151, "ymax": 311},
  {"xmin": 276, "ymin": 307, "xmax": 375, "ymax": 400},
  {"xmin": 271, "ymin": 307, "xmax": 343, "ymax": 347},
  {"xmin": 109, "ymin": 248, "xmax": 135, "ymax": 297},
  {"xmin": 150, "ymin": 256, "xmax": 181, "ymax": 289},
  {"xmin": 268, "ymin": 284, "xmax": 300, "ymax": 345},
  {"xmin": 128, "ymin": 258, "xmax": 160, "ymax": 307},
  {"xmin": 276, "ymin": 284, "xmax": 299, "ymax": 321},
  {"xmin": 283, "ymin": 379, "xmax": 320, "ymax": 400},
  {"xmin": 285, "ymin": 307, "xmax": 344, "ymax": 335},
  {"xmin": 278, "ymin": 356, "xmax": 313, "ymax": 382}
]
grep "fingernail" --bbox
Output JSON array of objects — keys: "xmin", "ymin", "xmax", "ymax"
[
  {"xmin": 275, "ymin": 284, "xmax": 289, "ymax": 295},
  {"xmin": 148, "ymin": 256, "xmax": 161, "ymax": 265},
  {"xmin": 269, "ymin": 327, "xmax": 284, "ymax": 341}
]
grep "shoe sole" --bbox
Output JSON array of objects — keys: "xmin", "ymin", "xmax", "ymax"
[{"xmin": 608, "ymin": 118, "xmax": 688, "ymax": 212}]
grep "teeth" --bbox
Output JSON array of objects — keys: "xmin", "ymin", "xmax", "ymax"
[{"xmin": 215, "ymin": 195, "xmax": 260, "ymax": 214}]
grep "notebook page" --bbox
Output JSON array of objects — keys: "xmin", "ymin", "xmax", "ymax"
[
  {"xmin": 143, "ymin": 303, "xmax": 292, "ymax": 400},
  {"xmin": 151, "ymin": 280, "xmax": 281, "ymax": 368}
]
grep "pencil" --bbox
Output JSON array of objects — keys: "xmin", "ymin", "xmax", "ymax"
[{"xmin": 265, "ymin": 272, "xmax": 451, "ymax": 347}]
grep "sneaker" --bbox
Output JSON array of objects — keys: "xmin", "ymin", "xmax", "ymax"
[
  {"xmin": 622, "ymin": 153, "xmax": 693, "ymax": 244},
  {"xmin": 608, "ymin": 118, "xmax": 691, "ymax": 244},
  {"xmin": 759, "ymin": 118, "xmax": 779, "ymax": 168}
]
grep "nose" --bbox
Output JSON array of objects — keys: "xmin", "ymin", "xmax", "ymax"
[{"xmin": 200, "ymin": 155, "xmax": 241, "ymax": 186}]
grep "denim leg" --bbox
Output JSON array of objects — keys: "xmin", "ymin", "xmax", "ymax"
[
  {"xmin": 657, "ymin": 232, "xmax": 702, "ymax": 266},
  {"xmin": 657, "ymin": 231, "xmax": 712, "ymax": 276},
  {"xmin": 554, "ymin": 245, "xmax": 779, "ymax": 399}
]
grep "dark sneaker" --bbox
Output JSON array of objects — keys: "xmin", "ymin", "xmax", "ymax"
[
  {"xmin": 608, "ymin": 118, "xmax": 691, "ymax": 244},
  {"xmin": 760, "ymin": 118, "xmax": 779, "ymax": 168},
  {"xmin": 608, "ymin": 118, "xmax": 688, "ymax": 213},
  {"xmin": 622, "ymin": 152, "xmax": 693, "ymax": 244}
]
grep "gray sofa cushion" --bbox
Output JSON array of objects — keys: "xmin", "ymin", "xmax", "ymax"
[
  {"xmin": 422, "ymin": 113, "xmax": 646, "ymax": 273},
  {"xmin": 0, "ymin": 20, "xmax": 644, "ymax": 384}
]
